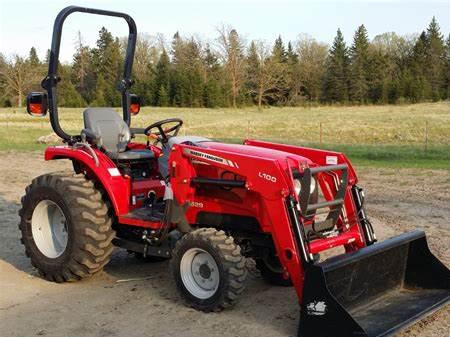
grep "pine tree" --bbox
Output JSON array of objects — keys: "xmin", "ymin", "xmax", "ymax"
[
  {"xmin": 349, "ymin": 25, "xmax": 370, "ymax": 103},
  {"xmin": 169, "ymin": 32, "xmax": 187, "ymax": 106},
  {"xmin": 203, "ymin": 79, "xmax": 222, "ymax": 108},
  {"xmin": 286, "ymin": 42, "xmax": 299, "ymax": 64},
  {"xmin": 272, "ymin": 36, "xmax": 287, "ymax": 63},
  {"xmin": 425, "ymin": 17, "xmax": 446, "ymax": 100},
  {"xmin": 184, "ymin": 39, "xmax": 204, "ymax": 107},
  {"xmin": 367, "ymin": 48, "xmax": 388, "ymax": 103},
  {"xmin": 409, "ymin": 32, "xmax": 430, "ymax": 102},
  {"xmin": 323, "ymin": 29, "xmax": 349, "ymax": 103},
  {"xmin": 28, "ymin": 47, "xmax": 40, "ymax": 66},
  {"xmin": 153, "ymin": 49, "xmax": 171, "ymax": 106},
  {"xmin": 203, "ymin": 45, "xmax": 224, "ymax": 107},
  {"xmin": 169, "ymin": 35, "xmax": 205, "ymax": 107},
  {"xmin": 285, "ymin": 41, "xmax": 302, "ymax": 104},
  {"xmin": 445, "ymin": 34, "xmax": 450, "ymax": 99},
  {"xmin": 266, "ymin": 36, "xmax": 289, "ymax": 103},
  {"xmin": 245, "ymin": 41, "xmax": 261, "ymax": 105},
  {"xmin": 158, "ymin": 86, "xmax": 169, "ymax": 107},
  {"xmin": 91, "ymin": 74, "xmax": 107, "ymax": 106},
  {"xmin": 27, "ymin": 47, "xmax": 45, "ymax": 93},
  {"xmin": 44, "ymin": 49, "xmax": 51, "ymax": 65},
  {"xmin": 58, "ymin": 65, "xmax": 85, "ymax": 107},
  {"xmin": 92, "ymin": 27, "xmax": 123, "ymax": 106}
]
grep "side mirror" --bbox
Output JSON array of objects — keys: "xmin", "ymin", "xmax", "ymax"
[
  {"xmin": 130, "ymin": 94, "xmax": 141, "ymax": 115},
  {"xmin": 26, "ymin": 92, "xmax": 48, "ymax": 117}
]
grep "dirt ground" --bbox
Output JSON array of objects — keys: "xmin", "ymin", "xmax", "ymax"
[{"xmin": 0, "ymin": 152, "xmax": 449, "ymax": 337}]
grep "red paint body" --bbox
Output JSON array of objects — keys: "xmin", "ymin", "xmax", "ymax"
[{"xmin": 45, "ymin": 138, "xmax": 367, "ymax": 303}]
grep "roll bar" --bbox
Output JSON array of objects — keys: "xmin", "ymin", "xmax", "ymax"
[{"xmin": 41, "ymin": 6, "xmax": 137, "ymax": 143}]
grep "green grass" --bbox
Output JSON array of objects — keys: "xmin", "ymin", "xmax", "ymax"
[{"xmin": 1, "ymin": 102, "xmax": 449, "ymax": 169}]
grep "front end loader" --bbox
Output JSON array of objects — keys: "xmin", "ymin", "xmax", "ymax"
[
  {"xmin": 171, "ymin": 139, "xmax": 450, "ymax": 337},
  {"xmin": 20, "ymin": 6, "xmax": 449, "ymax": 337}
]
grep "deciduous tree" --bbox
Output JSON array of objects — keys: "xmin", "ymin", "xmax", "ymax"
[
  {"xmin": 296, "ymin": 34, "xmax": 328, "ymax": 101},
  {"xmin": 0, "ymin": 55, "xmax": 39, "ymax": 107},
  {"xmin": 245, "ymin": 40, "xmax": 287, "ymax": 109},
  {"xmin": 217, "ymin": 26, "xmax": 245, "ymax": 108}
]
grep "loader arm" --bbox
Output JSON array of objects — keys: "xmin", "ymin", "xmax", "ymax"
[{"xmin": 168, "ymin": 143, "xmax": 310, "ymax": 301}]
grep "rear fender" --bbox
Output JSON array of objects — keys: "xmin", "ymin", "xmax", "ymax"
[{"xmin": 45, "ymin": 146, "xmax": 131, "ymax": 215}]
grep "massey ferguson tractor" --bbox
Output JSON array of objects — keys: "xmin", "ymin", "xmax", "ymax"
[{"xmin": 20, "ymin": 6, "xmax": 449, "ymax": 337}]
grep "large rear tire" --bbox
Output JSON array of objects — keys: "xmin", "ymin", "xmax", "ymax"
[
  {"xmin": 171, "ymin": 228, "xmax": 247, "ymax": 312},
  {"xmin": 18, "ymin": 172, "xmax": 115, "ymax": 282}
]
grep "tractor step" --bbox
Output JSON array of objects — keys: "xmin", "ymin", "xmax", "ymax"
[
  {"xmin": 119, "ymin": 204, "xmax": 165, "ymax": 228},
  {"xmin": 126, "ymin": 207, "xmax": 164, "ymax": 222}
]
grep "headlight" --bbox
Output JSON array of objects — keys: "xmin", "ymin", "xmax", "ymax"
[
  {"xmin": 293, "ymin": 178, "xmax": 316, "ymax": 195},
  {"xmin": 293, "ymin": 179, "xmax": 301, "ymax": 195},
  {"xmin": 310, "ymin": 178, "xmax": 316, "ymax": 193}
]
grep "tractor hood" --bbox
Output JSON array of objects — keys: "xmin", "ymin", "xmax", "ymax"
[{"xmin": 203, "ymin": 141, "xmax": 314, "ymax": 167}]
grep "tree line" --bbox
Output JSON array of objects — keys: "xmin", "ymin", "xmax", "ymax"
[{"xmin": 1, "ymin": 17, "xmax": 449, "ymax": 109}]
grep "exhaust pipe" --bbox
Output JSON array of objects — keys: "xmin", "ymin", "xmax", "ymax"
[{"xmin": 298, "ymin": 230, "xmax": 450, "ymax": 337}]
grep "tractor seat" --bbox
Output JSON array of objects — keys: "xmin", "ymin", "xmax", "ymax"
[{"xmin": 82, "ymin": 108, "xmax": 155, "ymax": 161}]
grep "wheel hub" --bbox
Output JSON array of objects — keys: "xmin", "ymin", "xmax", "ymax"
[
  {"xmin": 180, "ymin": 248, "xmax": 220, "ymax": 299},
  {"xmin": 31, "ymin": 200, "xmax": 68, "ymax": 258},
  {"xmin": 199, "ymin": 263, "xmax": 211, "ymax": 279}
]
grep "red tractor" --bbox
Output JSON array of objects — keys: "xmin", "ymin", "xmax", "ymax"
[{"xmin": 20, "ymin": 6, "xmax": 449, "ymax": 337}]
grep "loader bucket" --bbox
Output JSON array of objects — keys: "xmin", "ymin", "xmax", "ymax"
[{"xmin": 298, "ymin": 230, "xmax": 450, "ymax": 337}]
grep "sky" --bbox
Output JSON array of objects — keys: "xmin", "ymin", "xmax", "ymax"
[{"xmin": 1, "ymin": 0, "xmax": 449, "ymax": 62}]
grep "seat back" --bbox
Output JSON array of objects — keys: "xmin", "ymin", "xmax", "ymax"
[{"xmin": 83, "ymin": 108, "xmax": 130, "ymax": 154}]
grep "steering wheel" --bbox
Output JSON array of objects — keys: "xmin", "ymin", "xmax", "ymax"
[{"xmin": 144, "ymin": 118, "xmax": 183, "ymax": 143}]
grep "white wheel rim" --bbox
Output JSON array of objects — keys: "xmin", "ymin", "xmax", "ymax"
[
  {"xmin": 31, "ymin": 200, "xmax": 68, "ymax": 258},
  {"xmin": 180, "ymin": 248, "xmax": 220, "ymax": 299}
]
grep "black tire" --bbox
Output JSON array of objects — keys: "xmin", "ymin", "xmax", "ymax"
[
  {"xmin": 18, "ymin": 172, "xmax": 115, "ymax": 282},
  {"xmin": 171, "ymin": 228, "xmax": 247, "ymax": 312},
  {"xmin": 256, "ymin": 255, "xmax": 292, "ymax": 287}
]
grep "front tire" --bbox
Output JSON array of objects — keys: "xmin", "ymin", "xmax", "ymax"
[
  {"xmin": 171, "ymin": 228, "xmax": 247, "ymax": 312},
  {"xmin": 18, "ymin": 172, "xmax": 115, "ymax": 282}
]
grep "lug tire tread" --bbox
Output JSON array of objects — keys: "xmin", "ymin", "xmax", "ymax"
[
  {"xmin": 171, "ymin": 228, "xmax": 247, "ymax": 312},
  {"xmin": 18, "ymin": 171, "xmax": 115, "ymax": 283}
]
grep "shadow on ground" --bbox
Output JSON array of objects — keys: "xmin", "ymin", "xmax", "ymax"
[{"xmin": 0, "ymin": 193, "xmax": 298, "ymax": 337}]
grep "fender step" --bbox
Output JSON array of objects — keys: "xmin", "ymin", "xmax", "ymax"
[{"xmin": 298, "ymin": 230, "xmax": 450, "ymax": 337}]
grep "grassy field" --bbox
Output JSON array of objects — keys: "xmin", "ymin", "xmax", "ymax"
[{"xmin": 1, "ymin": 102, "xmax": 449, "ymax": 169}]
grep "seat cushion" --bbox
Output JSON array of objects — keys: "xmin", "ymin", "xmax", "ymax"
[
  {"xmin": 109, "ymin": 149, "xmax": 155, "ymax": 161},
  {"xmin": 83, "ymin": 108, "xmax": 130, "ymax": 153}
]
